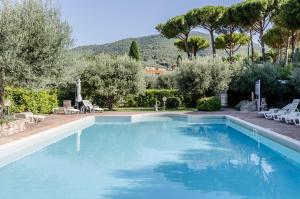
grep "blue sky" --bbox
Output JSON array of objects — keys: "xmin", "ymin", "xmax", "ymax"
[{"xmin": 55, "ymin": 0, "xmax": 241, "ymax": 47}]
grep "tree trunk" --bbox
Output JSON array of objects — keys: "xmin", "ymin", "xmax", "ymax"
[
  {"xmin": 250, "ymin": 34, "xmax": 254, "ymax": 63},
  {"xmin": 275, "ymin": 48, "xmax": 280, "ymax": 64},
  {"xmin": 291, "ymin": 30, "xmax": 296, "ymax": 62},
  {"xmin": 0, "ymin": 86, "xmax": 4, "ymax": 118},
  {"xmin": 284, "ymin": 39, "xmax": 290, "ymax": 66},
  {"xmin": 247, "ymin": 40, "xmax": 250, "ymax": 61},
  {"xmin": 209, "ymin": 30, "xmax": 216, "ymax": 58},
  {"xmin": 259, "ymin": 24, "xmax": 266, "ymax": 62},
  {"xmin": 184, "ymin": 36, "xmax": 192, "ymax": 60},
  {"xmin": 176, "ymin": 55, "xmax": 182, "ymax": 67},
  {"xmin": 279, "ymin": 48, "xmax": 283, "ymax": 63},
  {"xmin": 229, "ymin": 46, "xmax": 233, "ymax": 63}
]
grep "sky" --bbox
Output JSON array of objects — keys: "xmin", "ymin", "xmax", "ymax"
[{"xmin": 55, "ymin": 0, "xmax": 242, "ymax": 47}]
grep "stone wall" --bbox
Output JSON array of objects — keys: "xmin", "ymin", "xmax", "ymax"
[{"xmin": 0, "ymin": 119, "xmax": 26, "ymax": 137}]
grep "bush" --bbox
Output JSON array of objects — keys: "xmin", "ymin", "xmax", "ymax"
[
  {"xmin": 196, "ymin": 96, "xmax": 221, "ymax": 111},
  {"xmin": 166, "ymin": 97, "xmax": 182, "ymax": 109},
  {"xmin": 156, "ymin": 73, "xmax": 177, "ymax": 89},
  {"xmin": 125, "ymin": 89, "xmax": 183, "ymax": 107},
  {"xmin": 4, "ymin": 87, "xmax": 58, "ymax": 114}
]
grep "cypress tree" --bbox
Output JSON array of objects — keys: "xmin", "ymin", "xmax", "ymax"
[{"xmin": 129, "ymin": 40, "xmax": 141, "ymax": 61}]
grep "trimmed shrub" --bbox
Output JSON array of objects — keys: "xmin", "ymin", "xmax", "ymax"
[
  {"xmin": 125, "ymin": 89, "xmax": 183, "ymax": 107},
  {"xmin": 196, "ymin": 96, "xmax": 221, "ymax": 111},
  {"xmin": 4, "ymin": 87, "xmax": 58, "ymax": 114},
  {"xmin": 166, "ymin": 97, "xmax": 182, "ymax": 109}
]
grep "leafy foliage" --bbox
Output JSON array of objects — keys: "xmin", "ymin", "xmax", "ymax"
[
  {"xmin": 215, "ymin": 33, "xmax": 250, "ymax": 62},
  {"xmin": 192, "ymin": 6, "xmax": 227, "ymax": 57},
  {"xmin": 166, "ymin": 97, "xmax": 182, "ymax": 109},
  {"xmin": 291, "ymin": 67, "xmax": 300, "ymax": 93},
  {"xmin": 263, "ymin": 27, "xmax": 288, "ymax": 50},
  {"xmin": 0, "ymin": 0, "xmax": 73, "ymax": 88},
  {"xmin": 156, "ymin": 15, "xmax": 197, "ymax": 58},
  {"xmin": 155, "ymin": 72, "xmax": 177, "ymax": 89},
  {"xmin": 174, "ymin": 36, "xmax": 209, "ymax": 58},
  {"xmin": 124, "ymin": 89, "xmax": 183, "ymax": 107},
  {"xmin": 228, "ymin": 63, "xmax": 300, "ymax": 107},
  {"xmin": 4, "ymin": 87, "xmax": 58, "ymax": 114},
  {"xmin": 196, "ymin": 96, "xmax": 221, "ymax": 111},
  {"xmin": 279, "ymin": 0, "xmax": 300, "ymax": 30},
  {"xmin": 81, "ymin": 54, "xmax": 145, "ymax": 110},
  {"xmin": 176, "ymin": 57, "xmax": 235, "ymax": 96}
]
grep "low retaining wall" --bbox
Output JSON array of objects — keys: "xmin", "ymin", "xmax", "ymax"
[{"xmin": 0, "ymin": 119, "xmax": 26, "ymax": 137}]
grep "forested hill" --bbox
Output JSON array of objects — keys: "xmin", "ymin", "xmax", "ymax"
[{"xmin": 73, "ymin": 31, "xmax": 259, "ymax": 67}]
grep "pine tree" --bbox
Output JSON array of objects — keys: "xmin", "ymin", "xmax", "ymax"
[{"xmin": 129, "ymin": 41, "xmax": 141, "ymax": 61}]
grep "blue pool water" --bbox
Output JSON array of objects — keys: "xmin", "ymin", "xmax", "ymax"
[{"xmin": 1, "ymin": 116, "xmax": 300, "ymax": 199}]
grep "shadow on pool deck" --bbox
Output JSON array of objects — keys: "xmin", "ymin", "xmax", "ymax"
[{"xmin": 0, "ymin": 109, "xmax": 299, "ymax": 145}]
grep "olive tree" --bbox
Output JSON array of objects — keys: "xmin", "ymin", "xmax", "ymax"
[
  {"xmin": 81, "ymin": 54, "xmax": 145, "ymax": 110},
  {"xmin": 0, "ymin": 0, "xmax": 73, "ymax": 116},
  {"xmin": 176, "ymin": 57, "xmax": 234, "ymax": 97}
]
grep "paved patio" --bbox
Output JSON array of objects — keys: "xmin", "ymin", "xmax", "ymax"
[{"xmin": 0, "ymin": 110, "xmax": 299, "ymax": 145}]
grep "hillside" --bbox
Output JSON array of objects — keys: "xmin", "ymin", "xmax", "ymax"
[{"xmin": 73, "ymin": 31, "xmax": 260, "ymax": 68}]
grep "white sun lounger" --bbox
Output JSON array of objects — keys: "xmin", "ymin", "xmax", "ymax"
[
  {"xmin": 263, "ymin": 104, "xmax": 291, "ymax": 119},
  {"xmin": 259, "ymin": 103, "xmax": 291, "ymax": 119},
  {"xmin": 15, "ymin": 112, "xmax": 46, "ymax": 124},
  {"xmin": 285, "ymin": 112, "xmax": 300, "ymax": 124},
  {"xmin": 82, "ymin": 100, "xmax": 104, "ymax": 113},
  {"xmin": 294, "ymin": 115, "xmax": 300, "ymax": 126},
  {"xmin": 272, "ymin": 99, "xmax": 300, "ymax": 121},
  {"xmin": 53, "ymin": 107, "xmax": 80, "ymax": 114},
  {"xmin": 283, "ymin": 112, "xmax": 300, "ymax": 124}
]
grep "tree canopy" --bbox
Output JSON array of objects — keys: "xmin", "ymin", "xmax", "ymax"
[
  {"xmin": 0, "ymin": 0, "xmax": 73, "ymax": 88},
  {"xmin": 82, "ymin": 54, "xmax": 145, "ymax": 110},
  {"xmin": 156, "ymin": 15, "xmax": 196, "ymax": 58},
  {"xmin": 215, "ymin": 33, "xmax": 250, "ymax": 62},
  {"xmin": 192, "ymin": 6, "xmax": 227, "ymax": 57},
  {"xmin": 129, "ymin": 40, "xmax": 141, "ymax": 61},
  {"xmin": 174, "ymin": 36, "xmax": 209, "ymax": 58}
]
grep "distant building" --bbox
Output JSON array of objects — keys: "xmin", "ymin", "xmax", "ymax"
[{"xmin": 144, "ymin": 68, "xmax": 166, "ymax": 77}]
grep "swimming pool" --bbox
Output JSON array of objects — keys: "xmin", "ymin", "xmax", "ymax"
[{"xmin": 0, "ymin": 114, "xmax": 300, "ymax": 199}]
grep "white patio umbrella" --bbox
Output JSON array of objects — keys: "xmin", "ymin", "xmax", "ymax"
[{"xmin": 75, "ymin": 79, "xmax": 82, "ymax": 107}]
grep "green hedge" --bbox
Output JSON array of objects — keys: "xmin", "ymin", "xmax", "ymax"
[
  {"xmin": 166, "ymin": 97, "xmax": 182, "ymax": 109},
  {"xmin": 125, "ymin": 89, "xmax": 184, "ymax": 107},
  {"xmin": 196, "ymin": 96, "xmax": 221, "ymax": 111},
  {"xmin": 4, "ymin": 87, "xmax": 58, "ymax": 114}
]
